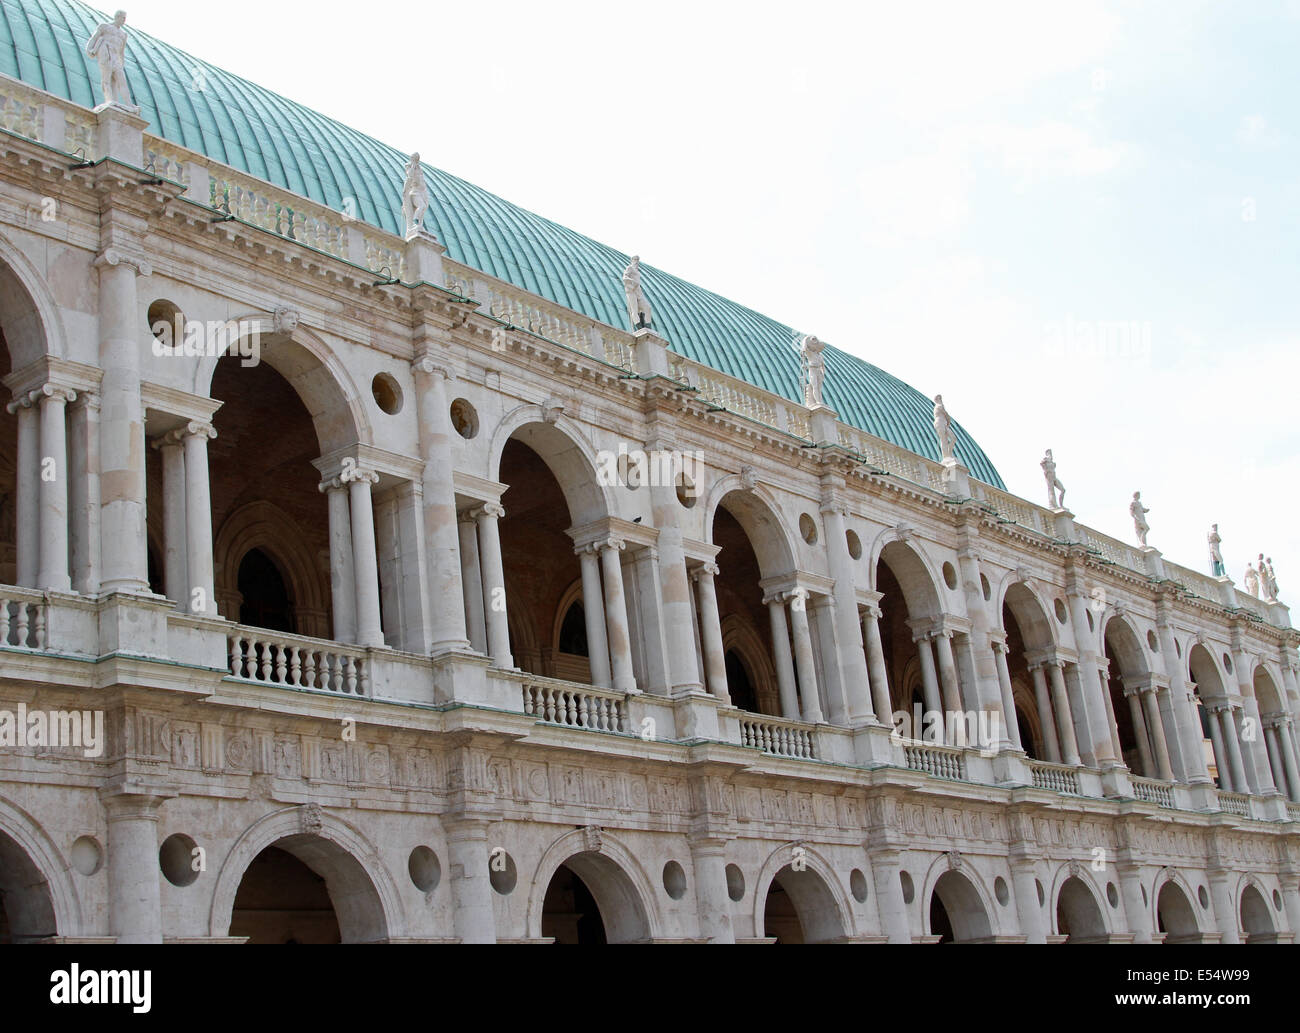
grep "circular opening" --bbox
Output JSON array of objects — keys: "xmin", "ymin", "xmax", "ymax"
[
  {"xmin": 994, "ymin": 876, "xmax": 1010, "ymax": 906},
  {"xmin": 408, "ymin": 845, "xmax": 441, "ymax": 893},
  {"xmin": 899, "ymin": 870, "xmax": 915, "ymax": 904},
  {"xmin": 1273, "ymin": 888, "xmax": 1283, "ymax": 911},
  {"xmin": 663, "ymin": 860, "xmax": 687, "ymax": 900},
  {"xmin": 1036, "ymin": 879, "xmax": 1045, "ymax": 907},
  {"xmin": 1054, "ymin": 599, "xmax": 1068, "ymax": 624},
  {"xmin": 450, "ymin": 398, "xmax": 479, "ymax": 439},
  {"xmin": 147, "ymin": 298, "xmax": 185, "ymax": 348},
  {"xmin": 1106, "ymin": 882, "xmax": 1119, "ymax": 908},
  {"xmin": 981, "ymin": 573, "xmax": 991, "ymax": 601},
  {"xmin": 1223, "ymin": 653, "xmax": 1233, "ymax": 675},
  {"xmin": 846, "ymin": 530, "xmax": 862, "ymax": 560},
  {"xmin": 371, "ymin": 372, "xmax": 403, "ymax": 415},
  {"xmin": 725, "ymin": 863, "xmax": 745, "ymax": 902},
  {"xmin": 70, "ymin": 835, "xmax": 103, "ymax": 877},
  {"xmin": 159, "ymin": 833, "xmax": 200, "ymax": 887},
  {"xmin": 1147, "ymin": 630, "xmax": 1158, "ymax": 652},
  {"xmin": 799, "ymin": 513, "xmax": 818, "ymax": 545},
  {"xmin": 1198, "ymin": 885, "xmax": 1209, "ymax": 909},
  {"xmin": 850, "ymin": 868, "xmax": 869, "ymax": 904},
  {"xmin": 942, "ymin": 562, "xmax": 958, "ymax": 591},
  {"xmin": 676, "ymin": 474, "xmax": 697, "ymax": 509},
  {"xmin": 489, "ymin": 849, "xmax": 517, "ymax": 895}
]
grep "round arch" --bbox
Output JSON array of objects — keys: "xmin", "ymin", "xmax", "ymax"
[
  {"xmin": 924, "ymin": 862, "xmax": 995, "ymax": 942},
  {"xmin": 1000, "ymin": 577, "xmax": 1058, "ymax": 651},
  {"xmin": 1052, "ymin": 872, "xmax": 1109, "ymax": 942},
  {"xmin": 1239, "ymin": 879, "xmax": 1275, "ymax": 943},
  {"xmin": 213, "ymin": 500, "xmax": 329, "ymax": 627},
  {"xmin": 195, "ymin": 317, "xmax": 371, "ymax": 454},
  {"xmin": 0, "ymin": 797, "xmax": 81, "ymax": 940},
  {"xmin": 871, "ymin": 535, "xmax": 943, "ymax": 619},
  {"xmin": 208, "ymin": 807, "xmax": 403, "ymax": 942},
  {"xmin": 752, "ymin": 844, "xmax": 853, "ymax": 943},
  {"xmin": 0, "ymin": 229, "xmax": 67, "ymax": 366},
  {"xmin": 704, "ymin": 481, "xmax": 798, "ymax": 580},
  {"xmin": 1103, "ymin": 614, "xmax": 1150, "ymax": 680},
  {"xmin": 1153, "ymin": 872, "xmax": 1203, "ymax": 944},
  {"xmin": 1253, "ymin": 665, "xmax": 1286, "ymax": 716},
  {"xmin": 1188, "ymin": 643, "xmax": 1229, "ymax": 702},
  {"xmin": 488, "ymin": 407, "xmax": 613, "ymax": 526},
  {"xmin": 721, "ymin": 612, "xmax": 779, "ymax": 714},
  {"xmin": 526, "ymin": 829, "xmax": 658, "ymax": 943}
]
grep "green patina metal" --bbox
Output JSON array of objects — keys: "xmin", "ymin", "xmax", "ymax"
[{"xmin": 0, "ymin": 0, "xmax": 1004, "ymax": 486}]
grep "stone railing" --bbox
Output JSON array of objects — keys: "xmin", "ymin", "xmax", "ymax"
[
  {"xmin": 902, "ymin": 739, "xmax": 966, "ymax": 780},
  {"xmin": 226, "ymin": 627, "xmax": 369, "ymax": 695},
  {"xmin": 1289, "ymin": 802, "xmax": 1300, "ymax": 823},
  {"xmin": 0, "ymin": 74, "xmax": 99, "ymax": 159},
  {"xmin": 1027, "ymin": 759, "xmax": 1080, "ymax": 795},
  {"xmin": 1218, "ymin": 791, "xmax": 1250, "ymax": 817},
  {"xmin": 1081, "ymin": 528, "xmax": 1146, "ymax": 574},
  {"xmin": 972, "ymin": 482, "xmax": 1053, "ymax": 536},
  {"xmin": 1130, "ymin": 776, "xmax": 1175, "ymax": 808},
  {"xmin": 669, "ymin": 353, "xmax": 813, "ymax": 437},
  {"xmin": 0, "ymin": 589, "xmax": 47, "ymax": 650},
  {"xmin": 838, "ymin": 424, "xmax": 944, "ymax": 492},
  {"xmin": 738, "ymin": 715, "xmax": 817, "ymax": 759},
  {"xmin": 206, "ymin": 162, "xmax": 351, "ymax": 262},
  {"xmin": 519, "ymin": 675, "xmax": 628, "ymax": 733}
]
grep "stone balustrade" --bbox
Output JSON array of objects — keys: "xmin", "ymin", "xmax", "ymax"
[
  {"xmin": 0, "ymin": 589, "xmax": 46, "ymax": 650},
  {"xmin": 1130, "ymin": 775, "xmax": 1175, "ymax": 808},
  {"xmin": 519, "ymin": 674, "xmax": 628, "ymax": 733},
  {"xmin": 739, "ymin": 714, "xmax": 817, "ymax": 760},
  {"xmin": 1027, "ymin": 759, "xmax": 1080, "ymax": 795},
  {"xmin": 227, "ymin": 627, "xmax": 369, "ymax": 695},
  {"xmin": 1218, "ymin": 791, "xmax": 1250, "ymax": 817},
  {"xmin": 903, "ymin": 739, "xmax": 967, "ymax": 781}
]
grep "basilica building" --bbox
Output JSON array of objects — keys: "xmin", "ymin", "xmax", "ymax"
[{"xmin": 0, "ymin": 0, "xmax": 1297, "ymax": 944}]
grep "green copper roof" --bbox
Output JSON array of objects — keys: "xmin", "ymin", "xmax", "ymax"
[{"xmin": 1, "ymin": 0, "xmax": 1004, "ymax": 487}]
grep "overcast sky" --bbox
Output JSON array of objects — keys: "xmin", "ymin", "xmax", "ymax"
[{"xmin": 115, "ymin": 0, "xmax": 1299, "ymax": 605}]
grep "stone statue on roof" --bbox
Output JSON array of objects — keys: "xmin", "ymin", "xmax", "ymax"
[
  {"xmin": 402, "ymin": 153, "xmax": 429, "ymax": 239},
  {"xmin": 86, "ymin": 10, "xmax": 135, "ymax": 110},
  {"xmin": 1261, "ymin": 554, "xmax": 1279, "ymax": 602},
  {"xmin": 1130, "ymin": 491, "xmax": 1150, "ymax": 546},
  {"xmin": 1245, "ymin": 561, "xmax": 1260, "ymax": 597},
  {"xmin": 623, "ymin": 256, "xmax": 653, "ymax": 330},
  {"xmin": 933, "ymin": 395, "xmax": 956, "ymax": 462},
  {"xmin": 1208, "ymin": 524, "xmax": 1225, "ymax": 577},
  {"xmin": 1041, "ymin": 449, "xmax": 1066, "ymax": 510},
  {"xmin": 800, "ymin": 334, "xmax": 826, "ymax": 408}
]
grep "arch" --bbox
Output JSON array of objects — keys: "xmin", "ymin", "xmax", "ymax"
[
  {"xmin": 1253, "ymin": 665, "xmax": 1286, "ymax": 716},
  {"xmin": 1000, "ymin": 577, "xmax": 1058, "ymax": 651},
  {"xmin": 208, "ymin": 807, "xmax": 403, "ymax": 942},
  {"xmin": 1239, "ymin": 881, "xmax": 1275, "ymax": 943},
  {"xmin": 0, "ymin": 797, "xmax": 80, "ymax": 940},
  {"xmin": 1103, "ymin": 614, "xmax": 1150, "ymax": 679},
  {"xmin": 213, "ymin": 500, "xmax": 329, "ymax": 626},
  {"xmin": 752, "ymin": 844, "xmax": 853, "ymax": 943},
  {"xmin": 488, "ymin": 407, "xmax": 612, "ymax": 526},
  {"xmin": 527, "ymin": 829, "xmax": 658, "ymax": 943},
  {"xmin": 872, "ymin": 535, "xmax": 943, "ymax": 619},
  {"xmin": 705, "ymin": 481, "xmax": 797, "ymax": 580},
  {"xmin": 721, "ymin": 612, "xmax": 779, "ymax": 714},
  {"xmin": 925, "ymin": 864, "xmax": 994, "ymax": 942},
  {"xmin": 1053, "ymin": 873, "xmax": 1108, "ymax": 942},
  {"xmin": 550, "ymin": 577, "xmax": 586, "ymax": 655},
  {"xmin": 195, "ymin": 317, "xmax": 370, "ymax": 454},
  {"xmin": 1153, "ymin": 872, "xmax": 1203, "ymax": 944},
  {"xmin": 0, "ymin": 229, "xmax": 67, "ymax": 366},
  {"xmin": 1188, "ymin": 643, "xmax": 1229, "ymax": 701}
]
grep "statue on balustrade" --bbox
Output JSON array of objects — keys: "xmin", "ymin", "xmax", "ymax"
[
  {"xmin": 1261, "ymin": 555, "xmax": 1279, "ymax": 602},
  {"xmin": 800, "ymin": 334, "xmax": 826, "ymax": 408},
  {"xmin": 622, "ymin": 256, "xmax": 653, "ymax": 330},
  {"xmin": 86, "ymin": 10, "xmax": 135, "ymax": 110},
  {"xmin": 1041, "ymin": 449, "xmax": 1066, "ymax": 509},
  {"xmin": 932, "ymin": 395, "xmax": 957, "ymax": 462},
  {"xmin": 1208, "ymin": 524, "xmax": 1225, "ymax": 577},
  {"xmin": 1130, "ymin": 491, "xmax": 1150, "ymax": 546},
  {"xmin": 1244, "ymin": 562, "xmax": 1260, "ymax": 597},
  {"xmin": 402, "ymin": 153, "xmax": 430, "ymax": 239}
]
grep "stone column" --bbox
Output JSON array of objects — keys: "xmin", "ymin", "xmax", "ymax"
[
  {"xmin": 991, "ymin": 640, "xmax": 1023, "ymax": 750},
  {"xmin": 866, "ymin": 848, "xmax": 912, "ymax": 944},
  {"xmin": 458, "ymin": 511, "xmax": 487, "ymax": 653},
  {"xmin": 1029, "ymin": 664, "xmax": 1061, "ymax": 763},
  {"xmin": 689, "ymin": 838, "xmax": 735, "ymax": 943},
  {"xmin": 410, "ymin": 358, "xmax": 469, "ymax": 652},
  {"xmin": 1116, "ymin": 864, "xmax": 1152, "ymax": 943},
  {"xmin": 788, "ymin": 590, "xmax": 823, "ymax": 723},
  {"xmin": 1064, "ymin": 579, "xmax": 1119, "ymax": 767},
  {"xmin": 819, "ymin": 498, "xmax": 874, "ymax": 724},
  {"xmin": 1049, "ymin": 662, "xmax": 1082, "ymax": 766},
  {"xmin": 1206, "ymin": 867, "xmax": 1240, "ymax": 944},
  {"xmin": 444, "ymin": 819, "xmax": 497, "ymax": 943},
  {"xmin": 68, "ymin": 392, "xmax": 101, "ymax": 595},
  {"xmin": 7, "ymin": 395, "xmax": 38, "ymax": 588},
  {"xmin": 344, "ymin": 466, "xmax": 384, "ymax": 647},
  {"xmin": 101, "ymin": 790, "xmax": 166, "ymax": 944},
  {"xmin": 35, "ymin": 384, "xmax": 74, "ymax": 592},
  {"xmin": 96, "ymin": 252, "xmax": 150, "ymax": 593},
  {"xmin": 1009, "ymin": 859, "xmax": 1046, "ymax": 943},
  {"xmin": 691, "ymin": 562, "xmax": 728, "ymax": 704},
  {"xmin": 182, "ymin": 421, "xmax": 217, "ymax": 616},
  {"xmin": 1206, "ymin": 706, "xmax": 1231, "ymax": 791},
  {"xmin": 648, "ymin": 441, "xmax": 705, "ymax": 695},
  {"xmin": 1239, "ymin": 694, "xmax": 1277, "ymax": 796},
  {"xmin": 1264, "ymin": 723, "xmax": 1291, "ymax": 800},
  {"xmin": 475, "ymin": 503, "xmax": 512, "ymax": 668},
  {"xmin": 862, "ymin": 607, "xmax": 894, "ymax": 724},
  {"xmin": 915, "ymin": 633, "xmax": 943, "ymax": 718},
  {"xmin": 1125, "ymin": 687, "xmax": 1156, "ymax": 777},
  {"xmin": 934, "ymin": 630, "xmax": 963, "ymax": 718},
  {"xmin": 1096, "ymin": 661, "xmax": 1125, "ymax": 765},
  {"xmin": 1218, "ymin": 707, "xmax": 1249, "ymax": 794},
  {"xmin": 576, "ymin": 546, "xmax": 612, "ymax": 688},
  {"xmin": 1277, "ymin": 719, "xmax": 1300, "ymax": 803},
  {"xmin": 1157, "ymin": 595, "xmax": 1211, "ymax": 784},
  {"xmin": 767, "ymin": 596, "xmax": 800, "ymax": 720},
  {"xmin": 1230, "ymin": 707, "xmax": 1261, "ymax": 795},
  {"xmin": 320, "ymin": 478, "xmax": 356, "ymax": 642},
  {"xmin": 600, "ymin": 539, "xmax": 636, "ymax": 693},
  {"xmin": 155, "ymin": 431, "xmax": 187, "ymax": 609},
  {"xmin": 1141, "ymin": 686, "xmax": 1174, "ymax": 781}
]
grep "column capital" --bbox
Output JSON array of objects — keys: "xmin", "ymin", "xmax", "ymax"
[
  {"xmin": 818, "ymin": 496, "xmax": 848, "ymax": 518},
  {"xmin": 862, "ymin": 603, "xmax": 883, "ymax": 621},
  {"xmin": 340, "ymin": 463, "xmax": 380, "ymax": 486},
  {"xmin": 30, "ymin": 382, "xmax": 77, "ymax": 405},
  {"xmin": 184, "ymin": 419, "xmax": 217, "ymax": 441},
  {"xmin": 318, "ymin": 475, "xmax": 346, "ymax": 494},
  {"xmin": 411, "ymin": 355, "xmax": 453, "ymax": 380},
  {"xmin": 599, "ymin": 536, "xmax": 626, "ymax": 553},
  {"xmin": 475, "ymin": 501, "xmax": 506, "ymax": 520},
  {"xmin": 5, "ymin": 393, "xmax": 35, "ymax": 414},
  {"xmin": 92, "ymin": 246, "xmax": 152, "ymax": 277},
  {"xmin": 692, "ymin": 560, "xmax": 720, "ymax": 580},
  {"xmin": 151, "ymin": 429, "xmax": 186, "ymax": 450}
]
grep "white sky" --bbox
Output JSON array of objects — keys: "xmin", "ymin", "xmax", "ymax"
[{"xmin": 115, "ymin": 0, "xmax": 1300, "ymax": 605}]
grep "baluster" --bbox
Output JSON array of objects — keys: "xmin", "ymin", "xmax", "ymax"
[
  {"xmin": 32, "ymin": 605, "xmax": 44, "ymax": 650},
  {"xmin": 543, "ymin": 687, "xmax": 556, "ymax": 723},
  {"xmin": 258, "ymin": 640, "xmax": 272, "ymax": 681},
  {"xmin": 577, "ymin": 694, "xmax": 590, "ymax": 729},
  {"xmin": 358, "ymin": 658, "xmax": 371, "ymax": 696},
  {"xmin": 1, "ymin": 599, "xmax": 12, "ymax": 646},
  {"xmin": 345, "ymin": 655, "xmax": 358, "ymax": 694},
  {"xmin": 288, "ymin": 646, "xmax": 302, "ymax": 686},
  {"xmin": 274, "ymin": 644, "xmax": 288, "ymax": 683},
  {"xmin": 228, "ymin": 636, "xmax": 241, "ymax": 676},
  {"xmin": 15, "ymin": 603, "xmax": 29, "ymax": 647}
]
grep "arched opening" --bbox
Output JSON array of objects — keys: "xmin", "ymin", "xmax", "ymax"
[
  {"xmin": 536, "ymin": 850, "xmax": 650, "ymax": 944},
  {"xmin": 725, "ymin": 648, "xmax": 759, "ymax": 715},
  {"xmin": 237, "ymin": 546, "xmax": 294, "ymax": 633},
  {"xmin": 1240, "ymin": 884, "xmax": 1276, "ymax": 943},
  {"xmin": 1104, "ymin": 618, "xmax": 1159, "ymax": 777},
  {"xmin": 0, "ymin": 830, "xmax": 57, "ymax": 943},
  {"xmin": 1189, "ymin": 644, "xmax": 1234, "ymax": 791},
  {"xmin": 1156, "ymin": 880, "xmax": 1201, "ymax": 944},
  {"xmin": 1001, "ymin": 582, "xmax": 1061, "ymax": 761},
  {"xmin": 1253, "ymin": 667, "xmax": 1296, "ymax": 801},
  {"xmin": 1056, "ymin": 877, "xmax": 1106, "ymax": 942},
  {"xmin": 541, "ymin": 864, "xmax": 607, "ymax": 944},
  {"xmin": 929, "ymin": 870, "xmax": 992, "ymax": 943},
  {"xmin": 761, "ymin": 864, "xmax": 846, "ymax": 943},
  {"xmin": 226, "ymin": 834, "xmax": 387, "ymax": 943},
  {"xmin": 877, "ymin": 540, "xmax": 945, "ymax": 734}
]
